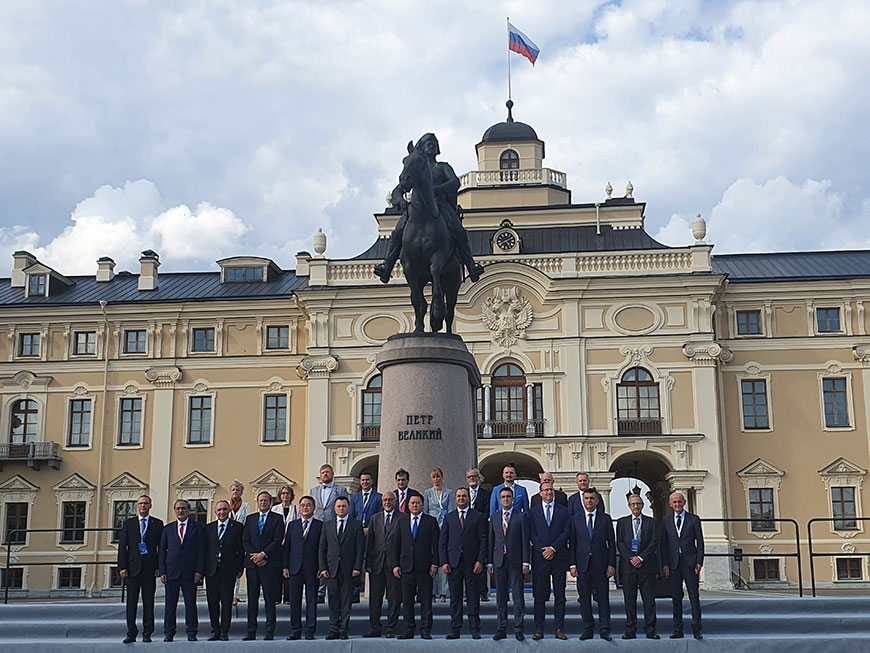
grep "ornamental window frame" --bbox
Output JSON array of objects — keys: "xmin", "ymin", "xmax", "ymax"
[
  {"xmin": 817, "ymin": 364, "xmax": 855, "ymax": 432},
  {"xmin": 737, "ymin": 458, "xmax": 784, "ymax": 539},
  {"xmin": 72, "ymin": 330, "xmax": 97, "ymax": 357},
  {"xmin": 819, "ymin": 457, "xmax": 866, "ymax": 538},
  {"xmin": 736, "ymin": 366, "xmax": 774, "ymax": 433},
  {"xmin": 184, "ymin": 387, "xmax": 216, "ymax": 448},
  {"xmin": 103, "ymin": 472, "xmax": 148, "ymax": 550},
  {"xmin": 0, "ymin": 475, "xmax": 39, "ymax": 551},
  {"xmin": 190, "ymin": 327, "xmax": 216, "ymax": 354},
  {"xmin": 115, "ymin": 389, "xmax": 146, "ymax": 449},
  {"xmin": 64, "ymin": 390, "xmax": 95, "ymax": 450},
  {"xmin": 122, "ymin": 328, "xmax": 148, "ymax": 355},
  {"xmin": 52, "ymin": 473, "xmax": 96, "ymax": 551},
  {"xmin": 259, "ymin": 385, "xmax": 291, "ymax": 446}
]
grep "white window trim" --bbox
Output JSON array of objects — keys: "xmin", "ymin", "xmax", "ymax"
[
  {"xmin": 730, "ymin": 306, "xmax": 766, "ymax": 338},
  {"xmin": 749, "ymin": 557, "xmax": 784, "ymax": 584},
  {"xmin": 259, "ymin": 386, "xmax": 292, "ymax": 446},
  {"xmin": 53, "ymin": 565, "xmax": 86, "ymax": 591},
  {"xmin": 189, "ymin": 325, "xmax": 217, "ymax": 355},
  {"xmin": 737, "ymin": 459, "xmax": 784, "ymax": 539},
  {"xmin": 600, "ymin": 346, "xmax": 674, "ymax": 436},
  {"xmin": 70, "ymin": 329, "xmax": 99, "ymax": 359},
  {"xmin": 184, "ymin": 387, "xmax": 216, "ymax": 448},
  {"xmin": 173, "ymin": 471, "xmax": 217, "ymax": 516},
  {"xmin": 831, "ymin": 556, "xmax": 868, "ymax": 583},
  {"xmin": 0, "ymin": 476, "xmax": 38, "ymax": 550},
  {"xmin": 120, "ymin": 327, "xmax": 150, "ymax": 357},
  {"xmin": 817, "ymin": 364, "xmax": 855, "ymax": 432},
  {"xmin": 115, "ymin": 388, "xmax": 147, "ymax": 450},
  {"xmin": 2, "ymin": 393, "xmax": 47, "ymax": 445},
  {"xmin": 15, "ymin": 330, "xmax": 44, "ymax": 361},
  {"xmin": 819, "ymin": 457, "xmax": 866, "ymax": 538},
  {"xmin": 53, "ymin": 474, "xmax": 96, "ymax": 551},
  {"xmin": 736, "ymin": 366, "xmax": 774, "ymax": 433},
  {"xmin": 104, "ymin": 472, "xmax": 149, "ymax": 550},
  {"xmin": 24, "ymin": 273, "xmax": 48, "ymax": 298},
  {"xmin": 808, "ymin": 301, "xmax": 850, "ymax": 336},
  {"xmin": 63, "ymin": 388, "xmax": 95, "ymax": 451},
  {"xmin": 263, "ymin": 324, "xmax": 292, "ymax": 352}
]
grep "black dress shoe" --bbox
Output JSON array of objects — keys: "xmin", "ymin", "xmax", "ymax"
[
  {"xmin": 421, "ymin": 633, "xmax": 432, "ymax": 640},
  {"xmin": 384, "ymin": 632, "xmax": 395, "ymax": 639},
  {"xmin": 340, "ymin": 633, "xmax": 349, "ymax": 640},
  {"xmin": 493, "ymin": 631, "xmax": 507, "ymax": 641},
  {"xmin": 480, "ymin": 594, "xmax": 490, "ymax": 602},
  {"xmin": 305, "ymin": 633, "xmax": 315, "ymax": 640},
  {"xmin": 163, "ymin": 635, "xmax": 174, "ymax": 642},
  {"xmin": 670, "ymin": 631, "xmax": 684, "ymax": 639},
  {"xmin": 693, "ymin": 632, "xmax": 703, "ymax": 640},
  {"xmin": 600, "ymin": 633, "xmax": 612, "ymax": 641},
  {"xmin": 220, "ymin": 634, "xmax": 229, "ymax": 641},
  {"xmin": 532, "ymin": 632, "xmax": 544, "ymax": 641},
  {"xmin": 208, "ymin": 633, "xmax": 221, "ymax": 641},
  {"xmin": 579, "ymin": 632, "xmax": 593, "ymax": 640},
  {"xmin": 188, "ymin": 635, "xmax": 197, "ymax": 642},
  {"xmin": 287, "ymin": 634, "xmax": 301, "ymax": 641},
  {"xmin": 264, "ymin": 634, "xmax": 274, "ymax": 641},
  {"xmin": 397, "ymin": 632, "xmax": 414, "ymax": 640},
  {"xmin": 123, "ymin": 636, "xmax": 136, "ymax": 644},
  {"xmin": 142, "ymin": 636, "xmax": 152, "ymax": 643},
  {"xmin": 363, "ymin": 630, "xmax": 381, "ymax": 638},
  {"xmin": 555, "ymin": 630, "xmax": 567, "ymax": 640},
  {"xmin": 622, "ymin": 632, "xmax": 636, "ymax": 640},
  {"xmin": 325, "ymin": 632, "xmax": 340, "ymax": 640},
  {"xmin": 242, "ymin": 634, "xmax": 256, "ymax": 641},
  {"xmin": 515, "ymin": 632, "xmax": 525, "ymax": 641},
  {"xmin": 472, "ymin": 633, "xmax": 481, "ymax": 640},
  {"xmin": 446, "ymin": 632, "xmax": 460, "ymax": 640},
  {"xmin": 646, "ymin": 633, "xmax": 660, "ymax": 639}
]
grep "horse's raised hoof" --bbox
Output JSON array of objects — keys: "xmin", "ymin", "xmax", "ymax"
[
  {"xmin": 468, "ymin": 263, "xmax": 485, "ymax": 282},
  {"xmin": 373, "ymin": 263, "xmax": 391, "ymax": 284}
]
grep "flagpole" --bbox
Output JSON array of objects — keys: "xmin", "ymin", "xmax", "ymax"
[{"xmin": 506, "ymin": 17, "xmax": 512, "ymax": 101}]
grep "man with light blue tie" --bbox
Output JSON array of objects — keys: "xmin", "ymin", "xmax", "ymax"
[
  {"xmin": 488, "ymin": 464, "xmax": 530, "ymax": 515},
  {"xmin": 241, "ymin": 491, "xmax": 284, "ymax": 640},
  {"xmin": 350, "ymin": 472, "xmax": 382, "ymax": 603},
  {"xmin": 570, "ymin": 489, "xmax": 615, "ymax": 641}
]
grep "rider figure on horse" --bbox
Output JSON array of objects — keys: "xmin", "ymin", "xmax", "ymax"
[{"xmin": 374, "ymin": 133, "xmax": 485, "ymax": 284}]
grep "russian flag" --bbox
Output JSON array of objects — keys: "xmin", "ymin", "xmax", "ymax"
[{"xmin": 508, "ymin": 22, "xmax": 539, "ymax": 65}]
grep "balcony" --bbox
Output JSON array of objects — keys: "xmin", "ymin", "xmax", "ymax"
[
  {"xmin": 459, "ymin": 168, "xmax": 567, "ymax": 191},
  {"xmin": 0, "ymin": 441, "xmax": 63, "ymax": 471},
  {"xmin": 617, "ymin": 419, "xmax": 662, "ymax": 436},
  {"xmin": 477, "ymin": 419, "xmax": 546, "ymax": 438},
  {"xmin": 357, "ymin": 424, "xmax": 381, "ymax": 442}
]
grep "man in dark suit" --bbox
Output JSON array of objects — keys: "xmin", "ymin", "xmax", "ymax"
[
  {"xmin": 364, "ymin": 491, "xmax": 405, "ymax": 638},
  {"xmin": 118, "ymin": 495, "xmax": 163, "ymax": 644},
  {"xmin": 393, "ymin": 468, "xmax": 422, "ymax": 514},
  {"xmin": 568, "ymin": 472, "xmax": 604, "ymax": 517},
  {"xmin": 241, "ymin": 490, "xmax": 284, "ymax": 640},
  {"xmin": 158, "ymin": 499, "xmax": 206, "ymax": 642},
  {"xmin": 529, "ymin": 483, "xmax": 571, "ymax": 640},
  {"xmin": 282, "ymin": 495, "xmax": 322, "ymax": 640},
  {"xmin": 488, "ymin": 486, "xmax": 531, "ymax": 641},
  {"xmin": 570, "ymin": 489, "xmax": 616, "ymax": 641},
  {"xmin": 661, "ymin": 491, "xmax": 704, "ymax": 640},
  {"xmin": 439, "ymin": 488, "xmax": 487, "ymax": 639},
  {"xmin": 465, "ymin": 468, "xmax": 491, "ymax": 602},
  {"xmin": 204, "ymin": 500, "xmax": 244, "ymax": 641},
  {"xmin": 318, "ymin": 496, "xmax": 365, "ymax": 640},
  {"xmin": 349, "ymin": 472, "xmax": 382, "ymax": 602},
  {"xmin": 530, "ymin": 472, "xmax": 568, "ymax": 508},
  {"xmin": 390, "ymin": 494, "xmax": 439, "ymax": 640},
  {"xmin": 616, "ymin": 494, "xmax": 659, "ymax": 640}
]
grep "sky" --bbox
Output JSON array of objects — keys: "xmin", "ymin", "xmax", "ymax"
[{"xmin": 1, "ymin": 0, "xmax": 869, "ymax": 276}]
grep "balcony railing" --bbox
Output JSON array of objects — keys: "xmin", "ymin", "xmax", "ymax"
[
  {"xmin": 477, "ymin": 419, "xmax": 545, "ymax": 438},
  {"xmin": 617, "ymin": 419, "xmax": 662, "ymax": 435},
  {"xmin": 357, "ymin": 424, "xmax": 381, "ymax": 442},
  {"xmin": 0, "ymin": 441, "xmax": 62, "ymax": 471},
  {"xmin": 459, "ymin": 167, "xmax": 567, "ymax": 191}
]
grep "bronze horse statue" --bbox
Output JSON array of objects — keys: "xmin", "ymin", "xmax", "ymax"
[{"xmin": 395, "ymin": 142, "xmax": 463, "ymax": 333}]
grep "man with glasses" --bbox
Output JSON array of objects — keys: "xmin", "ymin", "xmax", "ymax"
[
  {"xmin": 119, "ymin": 495, "xmax": 163, "ymax": 644},
  {"xmin": 616, "ymin": 494, "xmax": 659, "ymax": 640},
  {"xmin": 465, "ymin": 468, "xmax": 492, "ymax": 602}
]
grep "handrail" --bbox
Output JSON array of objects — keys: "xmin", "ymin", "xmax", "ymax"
[{"xmin": 806, "ymin": 516, "xmax": 870, "ymax": 597}]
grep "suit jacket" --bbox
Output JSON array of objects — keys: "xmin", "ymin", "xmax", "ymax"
[
  {"xmin": 570, "ymin": 510, "xmax": 616, "ymax": 575},
  {"xmin": 242, "ymin": 510, "xmax": 284, "ymax": 569},
  {"xmin": 660, "ymin": 511, "xmax": 704, "ymax": 569},
  {"xmin": 117, "ymin": 515, "xmax": 163, "ymax": 577},
  {"xmin": 530, "ymin": 489, "xmax": 568, "ymax": 508},
  {"xmin": 568, "ymin": 490, "xmax": 605, "ymax": 517},
  {"xmin": 366, "ymin": 510, "xmax": 406, "ymax": 575},
  {"xmin": 616, "ymin": 514, "xmax": 659, "ymax": 573},
  {"xmin": 490, "ymin": 483, "xmax": 530, "ymax": 515},
  {"xmin": 468, "ymin": 486, "xmax": 490, "ymax": 517},
  {"xmin": 204, "ymin": 519, "xmax": 245, "ymax": 578},
  {"xmin": 390, "ymin": 512, "xmax": 439, "ymax": 574},
  {"xmin": 393, "ymin": 487, "xmax": 422, "ymax": 513},
  {"xmin": 283, "ymin": 517, "xmax": 322, "ymax": 577},
  {"xmin": 319, "ymin": 516, "xmax": 365, "ymax": 577},
  {"xmin": 159, "ymin": 520, "xmax": 206, "ymax": 581},
  {"xmin": 488, "ymin": 507, "xmax": 531, "ymax": 569},
  {"xmin": 349, "ymin": 490, "xmax": 382, "ymax": 528},
  {"xmin": 439, "ymin": 508, "xmax": 487, "ymax": 570},
  {"xmin": 423, "ymin": 487, "xmax": 454, "ymax": 526},
  {"xmin": 529, "ymin": 501, "xmax": 571, "ymax": 568},
  {"xmin": 309, "ymin": 483, "xmax": 349, "ymax": 521}
]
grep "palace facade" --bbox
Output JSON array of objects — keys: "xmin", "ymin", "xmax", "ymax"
[{"xmin": 1, "ymin": 110, "xmax": 869, "ymax": 595}]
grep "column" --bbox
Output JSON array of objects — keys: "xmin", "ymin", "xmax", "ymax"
[
  {"xmin": 144, "ymin": 366, "xmax": 182, "ymax": 520},
  {"xmin": 525, "ymin": 382, "xmax": 535, "ymax": 435},
  {"xmin": 299, "ymin": 355, "xmax": 338, "ymax": 492},
  {"xmin": 482, "ymin": 383, "xmax": 492, "ymax": 438}
]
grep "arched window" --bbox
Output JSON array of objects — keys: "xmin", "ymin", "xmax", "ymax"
[
  {"xmin": 477, "ymin": 363, "xmax": 543, "ymax": 436},
  {"xmin": 617, "ymin": 367, "xmax": 661, "ymax": 435},
  {"xmin": 360, "ymin": 375, "xmax": 382, "ymax": 441},
  {"xmin": 499, "ymin": 149, "xmax": 520, "ymax": 182},
  {"xmin": 10, "ymin": 399, "xmax": 39, "ymax": 444}
]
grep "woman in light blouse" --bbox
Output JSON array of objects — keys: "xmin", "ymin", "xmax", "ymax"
[
  {"xmin": 271, "ymin": 485, "xmax": 298, "ymax": 604},
  {"xmin": 423, "ymin": 467, "xmax": 454, "ymax": 602}
]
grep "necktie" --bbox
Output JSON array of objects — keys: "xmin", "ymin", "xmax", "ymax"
[
  {"xmin": 471, "ymin": 488, "xmax": 476, "ymax": 505},
  {"xmin": 338, "ymin": 519, "xmax": 345, "ymax": 540},
  {"xmin": 400, "ymin": 491, "xmax": 406, "ymax": 512},
  {"xmin": 412, "ymin": 516, "xmax": 418, "ymax": 539},
  {"xmin": 634, "ymin": 517, "xmax": 641, "ymax": 540},
  {"xmin": 587, "ymin": 513, "xmax": 594, "ymax": 539},
  {"xmin": 259, "ymin": 513, "xmax": 265, "ymax": 535},
  {"xmin": 363, "ymin": 492, "xmax": 370, "ymax": 511},
  {"xmin": 385, "ymin": 512, "xmax": 391, "ymax": 532},
  {"xmin": 676, "ymin": 514, "xmax": 682, "ymax": 533},
  {"xmin": 302, "ymin": 519, "xmax": 310, "ymax": 539},
  {"xmin": 140, "ymin": 518, "xmax": 147, "ymax": 540},
  {"xmin": 546, "ymin": 503, "xmax": 552, "ymax": 526},
  {"xmin": 459, "ymin": 510, "xmax": 466, "ymax": 529},
  {"xmin": 218, "ymin": 522, "xmax": 225, "ymax": 540},
  {"xmin": 178, "ymin": 521, "xmax": 185, "ymax": 544},
  {"xmin": 503, "ymin": 511, "xmax": 509, "ymax": 536}
]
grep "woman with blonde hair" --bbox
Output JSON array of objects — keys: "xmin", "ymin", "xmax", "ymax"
[
  {"xmin": 423, "ymin": 467, "xmax": 454, "ymax": 602},
  {"xmin": 228, "ymin": 480, "xmax": 251, "ymax": 606},
  {"xmin": 271, "ymin": 485, "xmax": 298, "ymax": 604}
]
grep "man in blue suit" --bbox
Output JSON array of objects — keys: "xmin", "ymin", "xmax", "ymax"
[
  {"xmin": 282, "ymin": 495, "xmax": 322, "ymax": 640},
  {"xmin": 349, "ymin": 472, "xmax": 382, "ymax": 602},
  {"xmin": 242, "ymin": 490, "xmax": 284, "ymax": 640},
  {"xmin": 529, "ymin": 483, "xmax": 571, "ymax": 640},
  {"xmin": 439, "ymin": 488, "xmax": 487, "ymax": 639},
  {"xmin": 661, "ymin": 491, "xmax": 704, "ymax": 640},
  {"xmin": 489, "ymin": 464, "xmax": 530, "ymax": 515},
  {"xmin": 158, "ymin": 499, "xmax": 206, "ymax": 642},
  {"xmin": 570, "ymin": 489, "xmax": 615, "ymax": 641},
  {"xmin": 488, "ymin": 486, "xmax": 530, "ymax": 641}
]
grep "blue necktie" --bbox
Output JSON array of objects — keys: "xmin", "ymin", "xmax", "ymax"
[
  {"xmin": 218, "ymin": 522, "xmax": 225, "ymax": 540},
  {"xmin": 140, "ymin": 518, "xmax": 147, "ymax": 540},
  {"xmin": 587, "ymin": 513, "xmax": 594, "ymax": 539},
  {"xmin": 412, "ymin": 516, "xmax": 418, "ymax": 539},
  {"xmin": 545, "ymin": 504, "xmax": 551, "ymax": 527},
  {"xmin": 259, "ymin": 513, "xmax": 265, "ymax": 535}
]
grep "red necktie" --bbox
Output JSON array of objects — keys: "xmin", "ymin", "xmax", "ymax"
[
  {"xmin": 400, "ymin": 491, "xmax": 406, "ymax": 512},
  {"xmin": 459, "ymin": 510, "xmax": 465, "ymax": 529},
  {"xmin": 503, "ymin": 511, "xmax": 509, "ymax": 536},
  {"xmin": 178, "ymin": 522, "xmax": 185, "ymax": 545}
]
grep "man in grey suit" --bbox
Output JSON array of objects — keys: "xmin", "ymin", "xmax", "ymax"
[
  {"xmin": 310, "ymin": 463, "xmax": 349, "ymax": 601},
  {"xmin": 364, "ymin": 491, "xmax": 406, "ymax": 638},
  {"xmin": 318, "ymin": 496, "xmax": 365, "ymax": 640},
  {"xmin": 616, "ymin": 494, "xmax": 659, "ymax": 640}
]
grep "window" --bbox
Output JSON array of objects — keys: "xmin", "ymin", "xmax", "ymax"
[
  {"xmin": 617, "ymin": 367, "xmax": 662, "ymax": 435},
  {"xmin": 4, "ymin": 502, "xmax": 28, "ymax": 544},
  {"xmin": 836, "ymin": 558, "xmax": 863, "ymax": 580},
  {"xmin": 118, "ymin": 397, "xmax": 143, "ymax": 446},
  {"xmin": 486, "ymin": 364, "xmax": 543, "ymax": 435},
  {"xmin": 499, "ymin": 149, "xmax": 519, "ymax": 170},
  {"xmin": 263, "ymin": 394, "xmax": 287, "ymax": 443},
  {"xmin": 266, "ymin": 326, "xmax": 289, "ymax": 350},
  {"xmin": 225, "ymin": 267, "xmax": 262, "ymax": 282},
  {"xmin": 28, "ymin": 274, "xmax": 46, "ymax": 297},
  {"xmin": 823, "ymin": 377, "xmax": 849, "ymax": 427},
  {"xmin": 816, "ymin": 308, "xmax": 841, "ymax": 333},
  {"xmin": 753, "ymin": 559, "xmax": 780, "ymax": 581},
  {"xmin": 67, "ymin": 398, "xmax": 92, "ymax": 447},
  {"xmin": 108, "ymin": 566, "xmax": 123, "ymax": 588},
  {"xmin": 832, "ymin": 486, "xmax": 858, "ymax": 530},
  {"xmin": 749, "ymin": 488, "xmax": 775, "ymax": 531},
  {"xmin": 10, "ymin": 399, "xmax": 39, "ymax": 444},
  {"xmin": 187, "ymin": 396, "xmax": 212, "ymax": 444},
  {"xmin": 736, "ymin": 310, "xmax": 762, "ymax": 335},
  {"xmin": 74, "ymin": 331, "xmax": 96, "ymax": 355},
  {"xmin": 192, "ymin": 327, "xmax": 215, "ymax": 352},
  {"xmin": 61, "ymin": 501, "xmax": 86, "ymax": 544},
  {"xmin": 1, "ymin": 567, "xmax": 23, "ymax": 589},
  {"xmin": 57, "ymin": 567, "xmax": 82, "ymax": 589},
  {"xmin": 18, "ymin": 333, "xmax": 40, "ymax": 357},
  {"xmin": 741, "ymin": 380, "xmax": 769, "ymax": 429},
  {"xmin": 361, "ymin": 375, "xmax": 382, "ymax": 441},
  {"xmin": 112, "ymin": 500, "xmax": 137, "ymax": 543},
  {"xmin": 124, "ymin": 330, "xmax": 146, "ymax": 354},
  {"xmin": 188, "ymin": 499, "xmax": 209, "ymax": 526}
]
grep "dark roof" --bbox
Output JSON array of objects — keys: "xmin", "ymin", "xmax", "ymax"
[
  {"xmin": 353, "ymin": 224, "xmax": 668, "ymax": 260},
  {"xmin": 481, "ymin": 120, "xmax": 539, "ymax": 144},
  {"xmin": 0, "ymin": 270, "xmax": 307, "ymax": 307},
  {"xmin": 712, "ymin": 250, "xmax": 870, "ymax": 282}
]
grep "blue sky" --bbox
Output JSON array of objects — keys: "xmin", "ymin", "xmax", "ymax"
[{"xmin": 1, "ymin": 0, "xmax": 868, "ymax": 275}]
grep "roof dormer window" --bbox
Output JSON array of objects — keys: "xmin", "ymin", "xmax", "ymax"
[
  {"xmin": 28, "ymin": 274, "xmax": 46, "ymax": 297},
  {"xmin": 217, "ymin": 256, "xmax": 280, "ymax": 284},
  {"xmin": 225, "ymin": 267, "xmax": 263, "ymax": 282}
]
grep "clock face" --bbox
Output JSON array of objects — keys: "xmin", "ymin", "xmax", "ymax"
[{"xmin": 496, "ymin": 231, "xmax": 516, "ymax": 251}]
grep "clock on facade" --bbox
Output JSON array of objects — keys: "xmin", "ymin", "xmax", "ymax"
[{"xmin": 496, "ymin": 230, "xmax": 517, "ymax": 251}]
